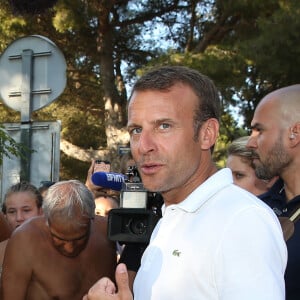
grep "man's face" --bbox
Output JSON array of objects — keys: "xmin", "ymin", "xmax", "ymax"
[
  {"xmin": 127, "ymin": 83, "xmax": 205, "ymax": 203},
  {"xmin": 247, "ymin": 99, "xmax": 291, "ymax": 179},
  {"xmin": 5, "ymin": 191, "xmax": 42, "ymax": 230},
  {"xmin": 48, "ymin": 215, "xmax": 91, "ymax": 257}
]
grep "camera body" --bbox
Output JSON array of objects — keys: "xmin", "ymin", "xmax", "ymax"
[{"xmin": 107, "ymin": 166, "xmax": 162, "ymax": 244}]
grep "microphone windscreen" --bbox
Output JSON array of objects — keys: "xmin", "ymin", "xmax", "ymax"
[{"xmin": 91, "ymin": 172, "xmax": 127, "ymax": 191}]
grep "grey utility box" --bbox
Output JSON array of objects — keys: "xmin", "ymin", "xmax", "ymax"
[{"xmin": 0, "ymin": 121, "xmax": 61, "ymax": 202}]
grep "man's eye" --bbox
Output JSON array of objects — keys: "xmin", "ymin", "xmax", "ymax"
[
  {"xmin": 252, "ymin": 127, "xmax": 261, "ymax": 134},
  {"xmin": 130, "ymin": 128, "xmax": 142, "ymax": 135},
  {"xmin": 159, "ymin": 123, "xmax": 170, "ymax": 130}
]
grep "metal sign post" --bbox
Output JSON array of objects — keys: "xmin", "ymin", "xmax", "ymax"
[
  {"xmin": 20, "ymin": 49, "xmax": 33, "ymax": 181},
  {"xmin": 0, "ymin": 35, "xmax": 67, "ymax": 198}
]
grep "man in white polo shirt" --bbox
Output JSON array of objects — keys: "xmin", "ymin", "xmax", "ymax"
[{"xmin": 84, "ymin": 66, "xmax": 287, "ymax": 300}]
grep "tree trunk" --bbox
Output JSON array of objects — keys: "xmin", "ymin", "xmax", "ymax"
[{"xmin": 96, "ymin": 1, "xmax": 128, "ymax": 162}]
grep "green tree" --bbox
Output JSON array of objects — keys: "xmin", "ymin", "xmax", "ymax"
[
  {"xmin": 0, "ymin": 0, "xmax": 190, "ymax": 177},
  {"xmin": 0, "ymin": 0, "xmax": 299, "ymax": 178},
  {"xmin": 0, "ymin": 125, "xmax": 24, "ymax": 165},
  {"xmin": 138, "ymin": 0, "xmax": 300, "ymax": 161}
]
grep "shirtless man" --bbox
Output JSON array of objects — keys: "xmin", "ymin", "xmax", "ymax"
[{"xmin": 0, "ymin": 180, "xmax": 117, "ymax": 300}]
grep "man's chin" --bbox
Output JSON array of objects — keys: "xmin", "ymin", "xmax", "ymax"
[
  {"xmin": 59, "ymin": 251, "xmax": 80, "ymax": 258},
  {"xmin": 255, "ymin": 167, "xmax": 273, "ymax": 181},
  {"xmin": 55, "ymin": 246, "xmax": 84, "ymax": 258}
]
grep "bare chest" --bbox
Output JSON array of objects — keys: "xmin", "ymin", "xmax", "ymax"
[{"xmin": 26, "ymin": 244, "xmax": 116, "ymax": 299}]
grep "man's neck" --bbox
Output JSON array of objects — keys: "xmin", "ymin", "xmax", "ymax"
[
  {"xmin": 163, "ymin": 164, "xmax": 218, "ymax": 206},
  {"xmin": 283, "ymin": 173, "xmax": 300, "ymax": 202}
]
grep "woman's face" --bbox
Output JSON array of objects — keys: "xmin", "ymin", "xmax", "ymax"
[
  {"xmin": 5, "ymin": 191, "xmax": 42, "ymax": 230},
  {"xmin": 226, "ymin": 154, "xmax": 271, "ymax": 196},
  {"xmin": 95, "ymin": 196, "xmax": 118, "ymax": 217}
]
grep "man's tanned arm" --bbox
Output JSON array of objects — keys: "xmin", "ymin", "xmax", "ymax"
[{"xmin": 1, "ymin": 229, "xmax": 32, "ymax": 299}]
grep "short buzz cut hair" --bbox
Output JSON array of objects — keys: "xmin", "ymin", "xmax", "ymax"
[{"xmin": 129, "ymin": 66, "xmax": 220, "ymax": 140}]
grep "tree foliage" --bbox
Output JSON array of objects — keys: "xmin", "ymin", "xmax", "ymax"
[
  {"xmin": 0, "ymin": 0, "xmax": 299, "ymax": 177},
  {"xmin": 0, "ymin": 125, "xmax": 24, "ymax": 165}
]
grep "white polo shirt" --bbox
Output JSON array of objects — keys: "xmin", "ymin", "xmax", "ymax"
[{"xmin": 133, "ymin": 168, "xmax": 287, "ymax": 300}]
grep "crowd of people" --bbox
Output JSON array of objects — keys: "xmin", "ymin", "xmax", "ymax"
[
  {"xmin": 0, "ymin": 179, "xmax": 117, "ymax": 300},
  {"xmin": 0, "ymin": 66, "xmax": 298, "ymax": 300}
]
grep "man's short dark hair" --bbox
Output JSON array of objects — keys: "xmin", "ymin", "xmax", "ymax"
[{"xmin": 129, "ymin": 66, "xmax": 220, "ymax": 140}]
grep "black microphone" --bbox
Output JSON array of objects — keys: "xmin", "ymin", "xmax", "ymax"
[{"xmin": 92, "ymin": 172, "xmax": 127, "ymax": 191}]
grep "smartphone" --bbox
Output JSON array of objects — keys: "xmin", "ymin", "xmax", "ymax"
[{"xmin": 94, "ymin": 160, "xmax": 111, "ymax": 173}]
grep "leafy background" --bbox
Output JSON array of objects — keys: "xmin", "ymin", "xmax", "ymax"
[{"xmin": 0, "ymin": 0, "xmax": 299, "ymax": 181}]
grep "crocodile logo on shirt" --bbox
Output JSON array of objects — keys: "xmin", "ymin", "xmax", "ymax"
[{"xmin": 172, "ymin": 249, "xmax": 181, "ymax": 257}]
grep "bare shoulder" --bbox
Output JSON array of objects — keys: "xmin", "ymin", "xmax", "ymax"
[
  {"xmin": 2, "ymin": 218, "xmax": 46, "ymax": 272},
  {"xmin": 7, "ymin": 216, "xmax": 47, "ymax": 249},
  {"xmin": 0, "ymin": 239, "xmax": 8, "ymax": 264},
  {"xmin": 13, "ymin": 215, "xmax": 45, "ymax": 232},
  {"xmin": 87, "ymin": 216, "xmax": 117, "ymax": 279},
  {"xmin": 89, "ymin": 216, "xmax": 115, "ymax": 250},
  {"xmin": 93, "ymin": 215, "xmax": 109, "ymax": 233},
  {"xmin": 94, "ymin": 214, "xmax": 108, "ymax": 224},
  {"xmin": 0, "ymin": 213, "xmax": 12, "ymax": 242},
  {"xmin": 0, "ymin": 239, "xmax": 8, "ymax": 252}
]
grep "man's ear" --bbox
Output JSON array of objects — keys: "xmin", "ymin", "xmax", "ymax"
[
  {"xmin": 289, "ymin": 122, "xmax": 300, "ymax": 147},
  {"xmin": 199, "ymin": 118, "xmax": 219, "ymax": 150}
]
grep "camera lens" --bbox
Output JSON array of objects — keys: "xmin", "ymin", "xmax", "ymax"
[{"xmin": 128, "ymin": 218, "xmax": 147, "ymax": 236}]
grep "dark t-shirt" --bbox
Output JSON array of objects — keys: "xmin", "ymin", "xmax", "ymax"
[
  {"xmin": 259, "ymin": 178, "xmax": 300, "ymax": 300},
  {"xmin": 118, "ymin": 243, "xmax": 148, "ymax": 272}
]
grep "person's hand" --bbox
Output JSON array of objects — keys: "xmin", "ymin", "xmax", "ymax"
[
  {"xmin": 85, "ymin": 160, "xmax": 121, "ymax": 199},
  {"xmin": 82, "ymin": 263, "xmax": 133, "ymax": 300},
  {"xmin": 85, "ymin": 160, "xmax": 97, "ymax": 190},
  {"xmin": 85, "ymin": 160, "xmax": 108, "ymax": 198}
]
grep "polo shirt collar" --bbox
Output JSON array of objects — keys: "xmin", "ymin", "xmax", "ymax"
[{"xmin": 162, "ymin": 168, "xmax": 233, "ymax": 214}]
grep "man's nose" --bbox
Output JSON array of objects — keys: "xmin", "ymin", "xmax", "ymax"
[
  {"xmin": 16, "ymin": 210, "xmax": 25, "ymax": 222},
  {"xmin": 63, "ymin": 241, "xmax": 75, "ymax": 254},
  {"xmin": 138, "ymin": 130, "xmax": 156, "ymax": 154},
  {"xmin": 246, "ymin": 134, "xmax": 257, "ymax": 149}
]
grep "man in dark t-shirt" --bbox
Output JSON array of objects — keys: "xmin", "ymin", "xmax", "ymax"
[
  {"xmin": 259, "ymin": 178, "xmax": 300, "ymax": 300},
  {"xmin": 247, "ymin": 84, "xmax": 300, "ymax": 300}
]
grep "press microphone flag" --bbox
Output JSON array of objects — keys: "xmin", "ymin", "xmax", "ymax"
[{"xmin": 92, "ymin": 172, "xmax": 127, "ymax": 191}]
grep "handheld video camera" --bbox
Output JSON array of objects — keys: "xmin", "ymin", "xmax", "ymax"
[{"xmin": 107, "ymin": 166, "xmax": 163, "ymax": 244}]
